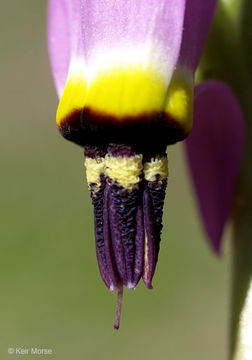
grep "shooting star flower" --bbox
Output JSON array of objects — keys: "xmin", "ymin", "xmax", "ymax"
[{"xmin": 47, "ymin": 0, "xmax": 244, "ymax": 329}]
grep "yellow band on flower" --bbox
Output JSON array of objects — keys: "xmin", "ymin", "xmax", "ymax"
[
  {"xmin": 85, "ymin": 67, "xmax": 166, "ymax": 118},
  {"xmin": 56, "ymin": 60, "xmax": 193, "ymax": 134},
  {"xmin": 56, "ymin": 59, "xmax": 87, "ymax": 126},
  {"xmin": 164, "ymin": 69, "xmax": 194, "ymax": 133}
]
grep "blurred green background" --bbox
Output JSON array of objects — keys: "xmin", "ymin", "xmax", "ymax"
[{"xmin": 0, "ymin": 2, "xmax": 230, "ymax": 359}]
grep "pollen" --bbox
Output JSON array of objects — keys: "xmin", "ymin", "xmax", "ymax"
[
  {"xmin": 84, "ymin": 157, "xmax": 106, "ymax": 192},
  {"xmin": 105, "ymin": 154, "xmax": 143, "ymax": 190},
  {"xmin": 143, "ymin": 156, "xmax": 169, "ymax": 182}
]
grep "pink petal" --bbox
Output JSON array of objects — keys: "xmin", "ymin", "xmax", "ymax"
[
  {"xmin": 81, "ymin": 0, "xmax": 186, "ymax": 75},
  {"xmin": 47, "ymin": 0, "xmax": 82, "ymax": 96},
  {"xmin": 48, "ymin": 0, "xmax": 188, "ymax": 97},
  {"xmin": 178, "ymin": 0, "xmax": 217, "ymax": 72},
  {"xmin": 185, "ymin": 81, "xmax": 245, "ymax": 253}
]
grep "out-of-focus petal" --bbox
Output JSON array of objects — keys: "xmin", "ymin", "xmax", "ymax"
[{"xmin": 185, "ymin": 81, "xmax": 245, "ymax": 252}]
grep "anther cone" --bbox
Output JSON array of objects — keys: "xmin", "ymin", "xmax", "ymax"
[{"xmin": 84, "ymin": 144, "xmax": 168, "ymax": 293}]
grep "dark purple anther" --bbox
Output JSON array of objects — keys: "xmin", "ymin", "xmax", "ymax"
[
  {"xmin": 108, "ymin": 189, "xmax": 128, "ymax": 285},
  {"xmin": 84, "ymin": 143, "xmax": 168, "ymax": 329},
  {"xmin": 103, "ymin": 185, "xmax": 120, "ymax": 291},
  {"xmin": 146, "ymin": 177, "xmax": 167, "ymax": 262},
  {"xmin": 108, "ymin": 181, "xmax": 140, "ymax": 288},
  {"xmin": 142, "ymin": 188, "xmax": 156, "ymax": 289},
  {"xmin": 91, "ymin": 180, "xmax": 111, "ymax": 289},
  {"xmin": 133, "ymin": 205, "xmax": 144, "ymax": 286}
]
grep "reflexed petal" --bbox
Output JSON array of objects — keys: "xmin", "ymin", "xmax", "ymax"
[
  {"xmin": 47, "ymin": 0, "xmax": 83, "ymax": 96},
  {"xmin": 47, "ymin": 0, "xmax": 70, "ymax": 96},
  {"xmin": 165, "ymin": 0, "xmax": 217, "ymax": 135},
  {"xmin": 178, "ymin": 0, "xmax": 217, "ymax": 72},
  {"xmin": 185, "ymin": 81, "xmax": 245, "ymax": 252}
]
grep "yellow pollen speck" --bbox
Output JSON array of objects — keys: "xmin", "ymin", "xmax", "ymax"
[{"xmin": 143, "ymin": 156, "xmax": 168, "ymax": 182}]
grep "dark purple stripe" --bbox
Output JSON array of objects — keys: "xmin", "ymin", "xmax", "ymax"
[{"xmin": 58, "ymin": 108, "xmax": 187, "ymax": 148}]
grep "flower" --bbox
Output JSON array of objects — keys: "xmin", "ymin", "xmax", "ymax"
[{"xmin": 47, "ymin": 0, "xmax": 244, "ymax": 329}]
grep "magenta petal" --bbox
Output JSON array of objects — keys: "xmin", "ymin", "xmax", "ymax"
[{"xmin": 185, "ymin": 81, "xmax": 245, "ymax": 252}]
